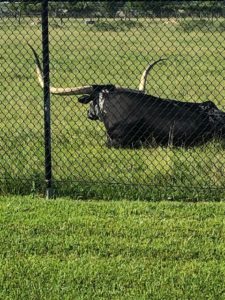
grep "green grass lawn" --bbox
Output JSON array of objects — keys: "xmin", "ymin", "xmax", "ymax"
[
  {"xmin": 1, "ymin": 17, "xmax": 225, "ymax": 199},
  {"xmin": 1, "ymin": 196, "xmax": 225, "ymax": 299}
]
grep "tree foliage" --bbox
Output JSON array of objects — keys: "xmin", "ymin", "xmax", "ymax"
[{"xmin": 3, "ymin": 1, "xmax": 225, "ymax": 18}]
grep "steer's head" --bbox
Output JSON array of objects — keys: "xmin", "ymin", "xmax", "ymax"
[
  {"xmin": 78, "ymin": 85, "xmax": 116, "ymax": 121},
  {"xmin": 29, "ymin": 44, "xmax": 166, "ymax": 122}
]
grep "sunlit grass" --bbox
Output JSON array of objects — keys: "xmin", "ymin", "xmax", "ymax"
[{"xmin": 1, "ymin": 196, "xmax": 225, "ymax": 299}]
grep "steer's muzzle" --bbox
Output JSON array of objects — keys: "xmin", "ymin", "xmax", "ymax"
[
  {"xmin": 88, "ymin": 110, "xmax": 99, "ymax": 120},
  {"xmin": 87, "ymin": 102, "xmax": 99, "ymax": 120}
]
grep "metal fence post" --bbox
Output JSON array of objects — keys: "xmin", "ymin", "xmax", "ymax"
[{"xmin": 42, "ymin": 0, "xmax": 53, "ymax": 199}]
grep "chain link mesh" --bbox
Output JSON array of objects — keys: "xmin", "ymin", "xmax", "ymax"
[{"xmin": 1, "ymin": 1, "xmax": 225, "ymax": 200}]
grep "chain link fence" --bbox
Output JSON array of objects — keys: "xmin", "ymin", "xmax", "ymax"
[{"xmin": 1, "ymin": 1, "xmax": 225, "ymax": 200}]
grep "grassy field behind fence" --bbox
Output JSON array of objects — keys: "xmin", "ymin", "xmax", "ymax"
[
  {"xmin": 0, "ymin": 17, "xmax": 225, "ymax": 199},
  {"xmin": 1, "ymin": 196, "xmax": 225, "ymax": 299}
]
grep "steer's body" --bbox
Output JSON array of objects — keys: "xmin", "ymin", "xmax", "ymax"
[{"xmin": 85, "ymin": 88, "xmax": 225, "ymax": 147}]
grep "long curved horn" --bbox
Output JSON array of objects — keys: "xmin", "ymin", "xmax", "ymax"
[
  {"xmin": 139, "ymin": 58, "xmax": 167, "ymax": 92},
  {"xmin": 29, "ymin": 44, "xmax": 93, "ymax": 95},
  {"xmin": 29, "ymin": 44, "xmax": 144, "ymax": 95}
]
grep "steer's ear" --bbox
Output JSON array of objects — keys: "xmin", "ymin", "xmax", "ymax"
[{"xmin": 78, "ymin": 95, "xmax": 93, "ymax": 104}]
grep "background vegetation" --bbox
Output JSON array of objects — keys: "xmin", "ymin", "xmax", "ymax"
[{"xmin": 3, "ymin": 1, "xmax": 225, "ymax": 18}]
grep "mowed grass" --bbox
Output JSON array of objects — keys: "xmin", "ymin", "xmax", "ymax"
[
  {"xmin": 1, "ymin": 17, "xmax": 225, "ymax": 198},
  {"xmin": 1, "ymin": 196, "xmax": 225, "ymax": 299}
]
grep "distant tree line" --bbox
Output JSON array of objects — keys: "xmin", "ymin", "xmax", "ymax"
[{"xmin": 3, "ymin": 1, "xmax": 225, "ymax": 19}]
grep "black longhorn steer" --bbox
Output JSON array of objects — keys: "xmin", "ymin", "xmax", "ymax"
[
  {"xmin": 79, "ymin": 85, "xmax": 225, "ymax": 147},
  {"xmin": 30, "ymin": 45, "xmax": 225, "ymax": 148}
]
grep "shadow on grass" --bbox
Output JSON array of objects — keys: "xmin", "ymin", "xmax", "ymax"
[
  {"xmin": 1, "ymin": 175, "xmax": 225, "ymax": 201},
  {"xmin": 53, "ymin": 180, "xmax": 225, "ymax": 202}
]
